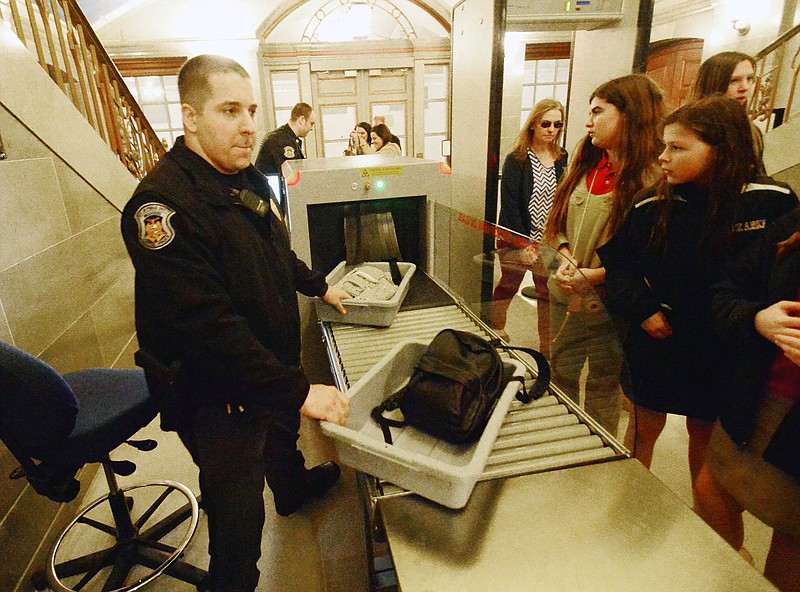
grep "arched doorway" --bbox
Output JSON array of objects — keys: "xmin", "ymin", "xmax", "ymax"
[{"xmin": 257, "ymin": 0, "xmax": 451, "ymax": 160}]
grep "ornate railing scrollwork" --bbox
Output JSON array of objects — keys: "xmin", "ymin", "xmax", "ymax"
[{"xmin": 751, "ymin": 23, "xmax": 800, "ymax": 132}]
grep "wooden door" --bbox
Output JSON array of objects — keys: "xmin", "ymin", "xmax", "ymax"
[{"xmin": 647, "ymin": 39, "xmax": 704, "ymax": 111}]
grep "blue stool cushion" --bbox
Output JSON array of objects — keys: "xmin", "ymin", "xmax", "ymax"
[
  {"xmin": 51, "ymin": 369, "xmax": 158, "ymax": 468},
  {"xmin": 0, "ymin": 341, "xmax": 79, "ymax": 458}
]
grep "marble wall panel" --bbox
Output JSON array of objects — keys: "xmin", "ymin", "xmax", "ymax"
[
  {"xmin": 0, "ymin": 300, "xmax": 11, "ymax": 344},
  {"xmin": 53, "ymin": 158, "xmax": 121, "ymax": 235},
  {"xmin": 90, "ymin": 266, "xmax": 136, "ymax": 368},
  {"xmin": 0, "ymin": 105, "xmax": 122, "ymax": 236},
  {"xmin": 114, "ymin": 333, "xmax": 140, "ymax": 370},
  {"xmin": 38, "ymin": 312, "xmax": 105, "ymax": 375},
  {"xmin": 0, "ymin": 105, "xmax": 52, "ymax": 162},
  {"xmin": 0, "ymin": 158, "xmax": 71, "ymax": 271},
  {"xmin": 0, "ymin": 217, "xmax": 129, "ymax": 356}
]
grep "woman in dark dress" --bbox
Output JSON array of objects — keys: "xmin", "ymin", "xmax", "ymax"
[{"xmin": 599, "ymin": 96, "xmax": 798, "ymax": 495}]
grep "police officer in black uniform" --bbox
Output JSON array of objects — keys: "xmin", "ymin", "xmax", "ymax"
[
  {"xmin": 121, "ymin": 55, "xmax": 350, "ymax": 592},
  {"xmin": 255, "ymin": 102, "xmax": 315, "ymax": 175}
]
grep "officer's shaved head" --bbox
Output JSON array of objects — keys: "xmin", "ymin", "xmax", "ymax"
[{"xmin": 178, "ymin": 54, "xmax": 250, "ymax": 113}]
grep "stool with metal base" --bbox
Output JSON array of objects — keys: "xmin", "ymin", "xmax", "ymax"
[{"xmin": 0, "ymin": 340, "xmax": 208, "ymax": 592}]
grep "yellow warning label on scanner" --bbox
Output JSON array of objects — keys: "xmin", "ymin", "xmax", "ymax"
[{"xmin": 360, "ymin": 166, "xmax": 403, "ymax": 178}]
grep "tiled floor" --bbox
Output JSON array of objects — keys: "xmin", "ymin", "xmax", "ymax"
[
  {"xmin": 47, "ymin": 416, "xmax": 371, "ymax": 592},
  {"xmin": 48, "ymin": 286, "xmax": 774, "ymax": 591}
]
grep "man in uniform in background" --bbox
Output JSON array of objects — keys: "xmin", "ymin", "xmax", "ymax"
[
  {"xmin": 121, "ymin": 55, "xmax": 350, "ymax": 592},
  {"xmin": 255, "ymin": 102, "xmax": 316, "ymax": 175}
]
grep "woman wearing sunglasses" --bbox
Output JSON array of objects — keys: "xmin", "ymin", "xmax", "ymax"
[{"xmin": 491, "ymin": 98, "xmax": 567, "ymax": 352}]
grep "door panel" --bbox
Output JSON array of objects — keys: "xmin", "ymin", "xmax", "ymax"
[
  {"xmin": 320, "ymin": 103, "xmax": 358, "ymax": 156},
  {"xmin": 369, "ymin": 72, "xmax": 408, "ymax": 94},
  {"xmin": 318, "ymin": 76, "xmax": 358, "ymax": 97},
  {"xmin": 313, "ymin": 69, "xmax": 410, "ymax": 156},
  {"xmin": 647, "ymin": 39, "xmax": 704, "ymax": 110}
]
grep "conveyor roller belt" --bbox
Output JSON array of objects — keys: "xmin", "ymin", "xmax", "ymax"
[{"xmin": 322, "ymin": 303, "xmax": 622, "ymax": 485}]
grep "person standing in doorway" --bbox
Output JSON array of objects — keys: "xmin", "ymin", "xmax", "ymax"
[
  {"xmin": 491, "ymin": 98, "xmax": 568, "ymax": 352},
  {"xmin": 121, "ymin": 55, "xmax": 350, "ymax": 592},
  {"xmin": 344, "ymin": 122, "xmax": 375, "ymax": 156},
  {"xmin": 256, "ymin": 102, "xmax": 316, "ymax": 175},
  {"xmin": 691, "ymin": 51, "xmax": 764, "ymax": 172},
  {"xmin": 371, "ymin": 123, "xmax": 402, "ymax": 156}
]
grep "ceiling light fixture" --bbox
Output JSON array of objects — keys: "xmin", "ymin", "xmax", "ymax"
[{"xmin": 731, "ymin": 19, "xmax": 750, "ymax": 36}]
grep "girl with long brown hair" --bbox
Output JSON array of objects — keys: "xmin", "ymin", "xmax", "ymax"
[
  {"xmin": 543, "ymin": 74, "xmax": 665, "ymax": 435},
  {"xmin": 599, "ymin": 96, "xmax": 798, "ymax": 510},
  {"xmin": 691, "ymin": 50, "xmax": 764, "ymax": 171}
]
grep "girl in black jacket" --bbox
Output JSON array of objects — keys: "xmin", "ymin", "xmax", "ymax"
[
  {"xmin": 599, "ymin": 97, "xmax": 798, "ymax": 499},
  {"xmin": 694, "ymin": 209, "xmax": 800, "ymax": 591}
]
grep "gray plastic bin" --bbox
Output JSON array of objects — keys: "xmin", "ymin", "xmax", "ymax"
[
  {"xmin": 321, "ymin": 339, "xmax": 526, "ymax": 508},
  {"xmin": 315, "ymin": 261, "xmax": 416, "ymax": 327}
]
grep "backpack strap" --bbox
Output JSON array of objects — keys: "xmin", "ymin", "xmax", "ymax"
[
  {"xmin": 370, "ymin": 391, "xmax": 407, "ymax": 445},
  {"xmin": 490, "ymin": 342, "xmax": 550, "ymax": 404}
]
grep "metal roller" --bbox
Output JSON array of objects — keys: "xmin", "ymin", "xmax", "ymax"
[
  {"xmin": 497, "ymin": 413, "xmax": 580, "ymax": 437},
  {"xmin": 487, "ymin": 435, "xmax": 605, "ymax": 465},
  {"xmin": 481, "ymin": 447, "xmax": 618, "ymax": 481},
  {"xmin": 492, "ymin": 424, "xmax": 591, "ymax": 450}
]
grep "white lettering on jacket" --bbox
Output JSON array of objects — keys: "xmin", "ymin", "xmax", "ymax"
[{"xmin": 733, "ymin": 219, "xmax": 766, "ymax": 233}]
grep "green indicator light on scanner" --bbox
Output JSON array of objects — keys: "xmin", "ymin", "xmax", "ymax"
[
  {"xmin": 565, "ymin": 1, "xmax": 571, "ymax": 11},
  {"xmin": 376, "ymin": 180, "xmax": 385, "ymax": 189}
]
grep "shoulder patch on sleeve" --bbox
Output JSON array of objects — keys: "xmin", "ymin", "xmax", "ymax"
[
  {"xmin": 283, "ymin": 146, "xmax": 296, "ymax": 159},
  {"xmin": 742, "ymin": 182, "xmax": 791, "ymax": 195},
  {"xmin": 134, "ymin": 202, "xmax": 176, "ymax": 250}
]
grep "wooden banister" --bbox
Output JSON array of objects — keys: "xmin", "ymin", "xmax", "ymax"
[{"xmin": 0, "ymin": 0, "xmax": 166, "ymax": 178}]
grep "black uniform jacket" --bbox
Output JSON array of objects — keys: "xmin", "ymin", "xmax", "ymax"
[
  {"xmin": 121, "ymin": 136, "xmax": 327, "ymax": 415},
  {"xmin": 729, "ymin": 178, "xmax": 799, "ymax": 266},
  {"xmin": 599, "ymin": 179, "xmax": 797, "ymax": 418},
  {"xmin": 498, "ymin": 150, "xmax": 568, "ymax": 238},
  {"xmin": 255, "ymin": 123, "xmax": 304, "ymax": 175},
  {"xmin": 599, "ymin": 183, "xmax": 718, "ymax": 417},
  {"xmin": 711, "ymin": 208, "xmax": 800, "ymax": 447}
]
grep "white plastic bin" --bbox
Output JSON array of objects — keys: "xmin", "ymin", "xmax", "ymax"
[
  {"xmin": 321, "ymin": 339, "xmax": 526, "ymax": 508},
  {"xmin": 315, "ymin": 261, "xmax": 416, "ymax": 327}
]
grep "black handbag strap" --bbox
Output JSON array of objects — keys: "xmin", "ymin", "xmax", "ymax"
[
  {"xmin": 490, "ymin": 342, "xmax": 550, "ymax": 403},
  {"xmin": 371, "ymin": 391, "xmax": 407, "ymax": 445}
]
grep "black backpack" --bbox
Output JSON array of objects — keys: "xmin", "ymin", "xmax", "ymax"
[{"xmin": 371, "ymin": 329, "xmax": 550, "ymax": 445}]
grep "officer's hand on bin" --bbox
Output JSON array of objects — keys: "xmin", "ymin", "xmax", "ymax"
[
  {"xmin": 323, "ymin": 285, "xmax": 351, "ymax": 314},
  {"xmin": 301, "ymin": 384, "xmax": 350, "ymax": 425}
]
